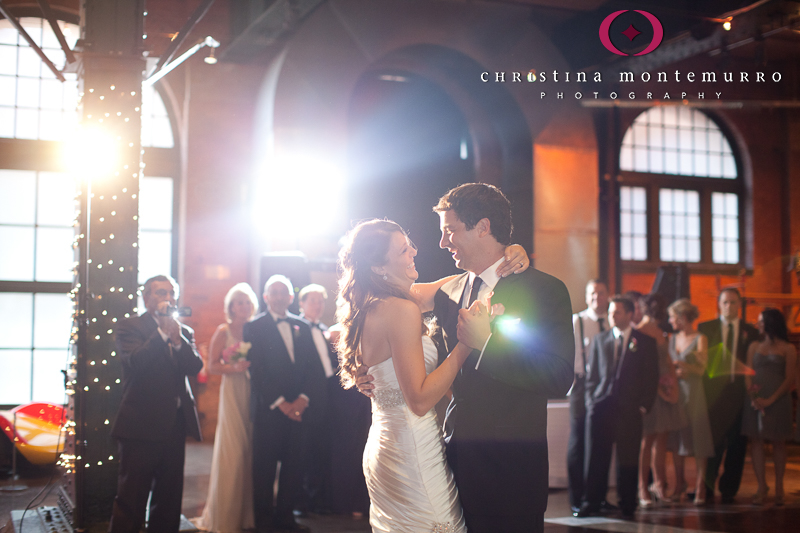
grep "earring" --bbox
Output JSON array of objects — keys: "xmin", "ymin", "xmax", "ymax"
[{"xmin": 382, "ymin": 274, "xmax": 388, "ymax": 281}]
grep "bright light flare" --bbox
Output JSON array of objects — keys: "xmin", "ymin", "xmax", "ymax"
[
  {"xmin": 254, "ymin": 154, "xmax": 345, "ymax": 240},
  {"xmin": 63, "ymin": 126, "xmax": 120, "ymax": 180},
  {"xmin": 723, "ymin": 21, "xmax": 732, "ymax": 31}
]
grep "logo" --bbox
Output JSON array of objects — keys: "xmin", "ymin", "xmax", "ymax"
[{"xmin": 599, "ymin": 10, "xmax": 663, "ymax": 56}]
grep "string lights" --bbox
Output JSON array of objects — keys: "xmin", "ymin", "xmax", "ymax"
[{"xmin": 61, "ymin": 59, "xmax": 145, "ymax": 524}]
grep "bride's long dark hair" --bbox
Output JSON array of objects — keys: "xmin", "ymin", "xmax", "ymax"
[{"xmin": 336, "ymin": 219, "xmax": 426, "ymax": 388}]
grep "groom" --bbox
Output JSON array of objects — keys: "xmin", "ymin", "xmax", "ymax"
[{"xmin": 432, "ymin": 183, "xmax": 574, "ymax": 533}]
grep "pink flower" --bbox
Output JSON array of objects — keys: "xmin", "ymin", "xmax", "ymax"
[{"xmin": 222, "ymin": 341, "xmax": 251, "ymax": 363}]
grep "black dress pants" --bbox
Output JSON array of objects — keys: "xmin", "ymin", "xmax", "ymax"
[
  {"xmin": 253, "ymin": 407, "xmax": 304, "ymax": 529},
  {"xmin": 584, "ymin": 402, "xmax": 642, "ymax": 514},
  {"xmin": 567, "ymin": 376, "xmax": 586, "ymax": 509},
  {"xmin": 705, "ymin": 410, "xmax": 747, "ymax": 498},
  {"xmin": 109, "ymin": 414, "xmax": 186, "ymax": 533}
]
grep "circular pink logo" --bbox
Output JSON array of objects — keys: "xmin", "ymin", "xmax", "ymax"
[{"xmin": 599, "ymin": 10, "xmax": 663, "ymax": 56}]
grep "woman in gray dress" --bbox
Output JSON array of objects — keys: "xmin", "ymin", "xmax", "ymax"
[
  {"xmin": 743, "ymin": 308, "xmax": 797, "ymax": 506},
  {"xmin": 668, "ymin": 299, "xmax": 713, "ymax": 505},
  {"xmin": 638, "ymin": 294, "xmax": 687, "ymax": 507}
]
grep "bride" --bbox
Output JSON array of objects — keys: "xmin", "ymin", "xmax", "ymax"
[{"xmin": 335, "ymin": 219, "xmax": 527, "ymax": 532}]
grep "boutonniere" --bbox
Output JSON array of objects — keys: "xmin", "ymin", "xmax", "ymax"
[
  {"xmin": 292, "ymin": 324, "xmax": 300, "ymax": 339},
  {"xmin": 628, "ymin": 337, "xmax": 638, "ymax": 352}
]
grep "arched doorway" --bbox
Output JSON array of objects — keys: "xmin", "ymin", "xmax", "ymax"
[{"xmin": 345, "ymin": 45, "xmax": 533, "ymax": 281}]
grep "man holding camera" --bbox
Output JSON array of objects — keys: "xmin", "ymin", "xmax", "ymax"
[{"xmin": 109, "ymin": 275, "xmax": 204, "ymax": 533}]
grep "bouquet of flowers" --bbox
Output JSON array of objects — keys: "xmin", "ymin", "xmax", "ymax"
[
  {"xmin": 222, "ymin": 341, "xmax": 251, "ymax": 364},
  {"xmin": 747, "ymin": 383, "xmax": 766, "ymax": 416}
]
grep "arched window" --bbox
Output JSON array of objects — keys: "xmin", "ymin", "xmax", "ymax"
[
  {"xmin": 0, "ymin": 17, "xmax": 177, "ymax": 405},
  {"xmin": 618, "ymin": 107, "xmax": 742, "ymax": 267}
]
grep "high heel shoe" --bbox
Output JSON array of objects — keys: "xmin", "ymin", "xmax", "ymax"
[
  {"xmin": 752, "ymin": 487, "xmax": 769, "ymax": 505},
  {"xmin": 639, "ymin": 496, "xmax": 655, "ymax": 509},
  {"xmin": 672, "ymin": 482, "xmax": 688, "ymax": 503},
  {"xmin": 649, "ymin": 483, "xmax": 672, "ymax": 503},
  {"xmin": 693, "ymin": 492, "xmax": 706, "ymax": 506}
]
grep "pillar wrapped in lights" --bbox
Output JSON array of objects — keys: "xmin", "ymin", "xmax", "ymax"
[{"xmin": 63, "ymin": 1, "xmax": 145, "ymax": 529}]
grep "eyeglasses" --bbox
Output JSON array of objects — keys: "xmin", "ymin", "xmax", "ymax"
[{"xmin": 153, "ymin": 289, "xmax": 175, "ymax": 297}]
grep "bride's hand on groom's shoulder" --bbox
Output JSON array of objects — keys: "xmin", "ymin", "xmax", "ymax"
[
  {"xmin": 496, "ymin": 244, "xmax": 530, "ymax": 278},
  {"xmin": 355, "ymin": 356, "xmax": 375, "ymax": 398}
]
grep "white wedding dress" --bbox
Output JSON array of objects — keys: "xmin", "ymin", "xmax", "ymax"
[{"xmin": 363, "ymin": 335, "xmax": 466, "ymax": 533}]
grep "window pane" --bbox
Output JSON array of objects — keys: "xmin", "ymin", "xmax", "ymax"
[
  {"xmin": 0, "ymin": 226, "xmax": 35, "ymax": 280},
  {"xmin": 0, "ymin": 350, "xmax": 32, "ymax": 404},
  {"xmin": 17, "ymin": 76, "xmax": 41, "ymax": 108},
  {"xmin": 32, "ymin": 349, "xmax": 66, "ymax": 404},
  {"xmin": 620, "ymin": 145, "xmax": 632, "ymax": 170},
  {"xmin": 618, "ymin": 107, "xmax": 737, "ymax": 178},
  {"xmin": 38, "ymin": 172, "xmax": 77, "ymax": 226},
  {"xmin": 139, "ymin": 231, "xmax": 172, "ymax": 284},
  {"xmin": 0, "ymin": 18, "xmax": 79, "ymax": 141},
  {"xmin": 139, "ymin": 177, "xmax": 173, "ymax": 230},
  {"xmin": 620, "ymin": 186, "xmax": 647, "ymax": 261},
  {"xmin": 0, "ymin": 169, "xmax": 36, "ymax": 224},
  {"xmin": 0, "ymin": 106, "xmax": 13, "ymax": 136},
  {"xmin": 35, "ymin": 227, "xmax": 74, "ymax": 282},
  {"xmin": 0, "ymin": 74, "xmax": 15, "ymax": 102},
  {"xmin": 16, "ymin": 107, "xmax": 39, "ymax": 138},
  {"xmin": 34, "ymin": 293, "xmax": 73, "ymax": 349},
  {"xmin": 141, "ymin": 85, "xmax": 174, "ymax": 148},
  {"xmin": 0, "ymin": 293, "xmax": 33, "ymax": 348},
  {"xmin": 17, "ymin": 46, "xmax": 42, "ymax": 78},
  {"xmin": 659, "ymin": 188, "xmax": 700, "ymax": 263},
  {"xmin": 712, "ymin": 192, "xmax": 739, "ymax": 264}
]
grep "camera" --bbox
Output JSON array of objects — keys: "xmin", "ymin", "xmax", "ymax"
[{"xmin": 157, "ymin": 306, "xmax": 192, "ymax": 318}]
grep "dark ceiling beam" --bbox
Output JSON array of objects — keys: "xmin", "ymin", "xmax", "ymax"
[
  {"xmin": 221, "ymin": 0, "xmax": 326, "ymax": 63},
  {"xmin": 147, "ymin": 0, "xmax": 216, "ymax": 78},
  {"xmin": 0, "ymin": 0, "xmax": 66, "ymax": 81},
  {"xmin": 37, "ymin": 0, "xmax": 76, "ymax": 64}
]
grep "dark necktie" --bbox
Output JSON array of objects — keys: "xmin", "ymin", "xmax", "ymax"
[
  {"xmin": 726, "ymin": 323, "xmax": 735, "ymax": 382},
  {"xmin": 468, "ymin": 277, "xmax": 483, "ymax": 307},
  {"xmin": 276, "ymin": 317, "xmax": 289, "ymax": 324},
  {"xmin": 598, "ymin": 317, "xmax": 606, "ymax": 332},
  {"xmin": 614, "ymin": 335, "xmax": 623, "ymax": 365}
]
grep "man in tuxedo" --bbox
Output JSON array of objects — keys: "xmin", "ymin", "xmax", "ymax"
[
  {"xmin": 700, "ymin": 288, "xmax": 758, "ymax": 503},
  {"xmin": 297, "ymin": 284, "xmax": 337, "ymax": 514},
  {"xmin": 567, "ymin": 279, "xmax": 609, "ymax": 512},
  {"xmin": 245, "ymin": 275, "xmax": 325, "ymax": 533},
  {"xmin": 577, "ymin": 296, "xmax": 658, "ymax": 518},
  {"xmin": 109, "ymin": 275, "xmax": 203, "ymax": 533},
  {"xmin": 431, "ymin": 183, "xmax": 574, "ymax": 533}
]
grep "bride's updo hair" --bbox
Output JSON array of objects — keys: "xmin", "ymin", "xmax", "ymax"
[{"xmin": 336, "ymin": 219, "xmax": 421, "ymax": 388}]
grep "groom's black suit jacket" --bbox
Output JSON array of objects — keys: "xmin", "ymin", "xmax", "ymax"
[{"xmin": 433, "ymin": 268, "xmax": 574, "ymax": 520}]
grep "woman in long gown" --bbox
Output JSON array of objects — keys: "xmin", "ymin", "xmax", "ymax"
[
  {"xmin": 742, "ymin": 308, "xmax": 797, "ymax": 506},
  {"xmin": 197, "ymin": 283, "xmax": 259, "ymax": 532},
  {"xmin": 637, "ymin": 294, "xmax": 686, "ymax": 507},
  {"xmin": 335, "ymin": 219, "xmax": 527, "ymax": 533},
  {"xmin": 667, "ymin": 298, "xmax": 713, "ymax": 505}
]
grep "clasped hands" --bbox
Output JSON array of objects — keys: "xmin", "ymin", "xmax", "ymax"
[
  {"xmin": 278, "ymin": 396, "xmax": 308, "ymax": 422},
  {"xmin": 456, "ymin": 295, "xmax": 504, "ymax": 350}
]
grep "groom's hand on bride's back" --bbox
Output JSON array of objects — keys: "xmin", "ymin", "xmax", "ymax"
[{"xmin": 355, "ymin": 356, "xmax": 375, "ymax": 398}]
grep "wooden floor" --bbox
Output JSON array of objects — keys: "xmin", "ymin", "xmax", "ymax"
[{"xmin": 3, "ymin": 440, "xmax": 800, "ymax": 533}]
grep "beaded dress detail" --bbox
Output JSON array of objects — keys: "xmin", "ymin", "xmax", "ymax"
[{"xmin": 363, "ymin": 336, "xmax": 466, "ymax": 533}]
